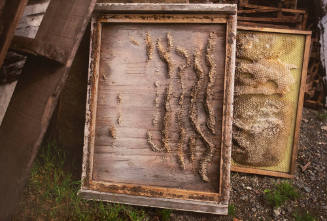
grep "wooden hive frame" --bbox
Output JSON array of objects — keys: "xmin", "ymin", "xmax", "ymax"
[
  {"xmin": 231, "ymin": 26, "xmax": 312, "ymax": 178},
  {"xmin": 79, "ymin": 3, "xmax": 236, "ymax": 215}
]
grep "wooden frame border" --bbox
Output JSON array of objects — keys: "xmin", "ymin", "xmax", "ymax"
[
  {"xmin": 79, "ymin": 3, "xmax": 236, "ymax": 215},
  {"xmin": 231, "ymin": 26, "xmax": 312, "ymax": 179}
]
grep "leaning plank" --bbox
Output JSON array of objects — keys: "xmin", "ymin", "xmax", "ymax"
[
  {"xmin": 0, "ymin": 0, "xmax": 28, "ymax": 68},
  {"xmin": 0, "ymin": 0, "xmax": 96, "ymax": 220}
]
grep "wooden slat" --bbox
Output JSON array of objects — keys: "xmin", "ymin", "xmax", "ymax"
[
  {"xmin": 79, "ymin": 189, "xmax": 228, "ymax": 215},
  {"xmin": 0, "ymin": 0, "xmax": 97, "ymax": 220},
  {"xmin": 95, "ymin": 3, "xmax": 237, "ymax": 14},
  {"xmin": 231, "ymin": 166, "xmax": 294, "ymax": 179},
  {"xmin": 0, "ymin": 0, "xmax": 28, "ymax": 68},
  {"xmin": 290, "ymin": 34, "xmax": 312, "ymax": 174}
]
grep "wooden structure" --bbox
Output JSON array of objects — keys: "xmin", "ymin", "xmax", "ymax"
[
  {"xmin": 0, "ymin": 0, "xmax": 97, "ymax": 220},
  {"xmin": 238, "ymin": 0, "xmax": 307, "ymax": 29},
  {"xmin": 0, "ymin": 0, "xmax": 28, "ymax": 69},
  {"xmin": 79, "ymin": 3, "xmax": 237, "ymax": 214},
  {"xmin": 231, "ymin": 26, "xmax": 311, "ymax": 178}
]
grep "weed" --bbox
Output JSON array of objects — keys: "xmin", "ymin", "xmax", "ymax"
[
  {"xmin": 317, "ymin": 111, "xmax": 327, "ymax": 121},
  {"xmin": 264, "ymin": 181, "xmax": 299, "ymax": 208},
  {"xmin": 228, "ymin": 204, "xmax": 236, "ymax": 217},
  {"xmin": 157, "ymin": 209, "xmax": 171, "ymax": 221},
  {"xmin": 294, "ymin": 210, "xmax": 316, "ymax": 221},
  {"xmin": 15, "ymin": 142, "xmax": 148, "ymax": 221}
]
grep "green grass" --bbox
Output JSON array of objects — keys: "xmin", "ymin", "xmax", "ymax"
[
  {"xmin": 294, "ymin": 210, "xmax": 316, "ymax": 221},
  {"xmin": 228, "ymin": 204, "xmax": 236, "ymax": 217},
  {"xmin": 15, "ymin": 142, "xmax": 153, "ymax": 221},
  {"xmin": 157, "ymin": 209, "xmax": 172, "ymax": 221},
  {"xmin": 263, "ymin": 181, "xmax": 299, "ymax": 208},
  {"xmin": 317, "ymin": 111, "xmax": 327, "ymax": 121}
]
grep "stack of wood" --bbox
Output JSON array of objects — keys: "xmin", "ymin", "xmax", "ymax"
[
  {"xmin": 238, "ymin": 0, "xmax": 307, "ymax": 29},
  {"xmin": 305, "ymin": 34, "xmax": 326, "ymax": 108}
]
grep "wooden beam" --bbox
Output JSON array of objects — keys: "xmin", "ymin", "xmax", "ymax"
[
  {"xmin": 0, "ymin": 0, "xmax": 97, "ymax": 220},
  {"xmin": 0, "ymin": 0, "xmax": 28, "ymax": 68}
]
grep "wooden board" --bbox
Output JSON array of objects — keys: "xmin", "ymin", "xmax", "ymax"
[
  {"xmin": 0, "ymin": 0, "xmax": 97, "ymax": 220},
  {"xmin": 80, "ymin": 3, "xmax": 236, "ymax": 215},
  {"xmin": 0, "ymin": 0, "xmax": 28, "ymax": 68},
  {"xmin": 231, "ymin": 26, "xmax": 311, "ymax": 178}
]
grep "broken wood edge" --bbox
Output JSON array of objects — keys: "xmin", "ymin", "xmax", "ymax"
[
  {"xmin": 11, "ymin": 36, "xmax": 66, "ymax": 64},
  {"xmin": 79, "ymin": 189, "xmax": 228, "ymax": 215},
  {"xmin": 95, "ymin": 3, "xmax": 237, "ymax": 14},
  {"xmin": 231, "ymin": 26, "xmax": 312, "ymax": 179},
  {"xmin": 80, "ymin": 11, "xmax": 236, "ymax": 211}
]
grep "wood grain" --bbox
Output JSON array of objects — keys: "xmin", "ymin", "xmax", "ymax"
[{"xmin": 92, "ymin": 23, "xmax": 226, "ymax": 192}]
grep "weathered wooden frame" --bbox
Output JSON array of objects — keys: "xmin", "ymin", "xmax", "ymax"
[
  {"xmin": 231, "ymin": 26, "xmax": 312, "ymax": 179},
  {"xmin": 79, "ymin": 3, "xmax": 236, "ymax": 215}
]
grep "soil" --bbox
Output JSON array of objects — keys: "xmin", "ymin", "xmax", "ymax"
[{"xmin": 168, "ymin": 107, "xmax": 327, "ymax": 221}]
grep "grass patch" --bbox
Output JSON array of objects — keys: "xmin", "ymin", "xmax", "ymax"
[
  {"xmin": 157, "ymin": 209, "xmax": 171, "ymax": 221},
  {"xmin": 264, "ymin": 181, "xmax": 299, "ymax": 208},
  {"xmin": 317, "ymin": 111, "xmax": 327, "ymax": 121},
  {"xmin": 294, "ymin": 210, "xmax": 316, "ymax": 221},
  {"xmin": 228, "ymin": 204, "xmax": 236, "ymax": 217},
  {"xmin": 15, "ymin": 142, "xmax": 149, "ymax": 221}
]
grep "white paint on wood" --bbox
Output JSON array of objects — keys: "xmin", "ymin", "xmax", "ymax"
[
  {"xmin": 15, "ymin": 0, "xmax": 50, "ymax": 38},
  {"xmin": 0, "ymin": 81, "xmax": 17, "ymax": 126}
]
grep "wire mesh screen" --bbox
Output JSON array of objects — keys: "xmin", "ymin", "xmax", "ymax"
[{"xmin": 232, "ymin": 30, "xmax": 305, "ymax": 173}]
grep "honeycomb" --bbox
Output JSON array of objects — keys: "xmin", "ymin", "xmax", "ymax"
[{"xmin": 233, "ymin": 31, "xmax": 305, "ymax": 171}]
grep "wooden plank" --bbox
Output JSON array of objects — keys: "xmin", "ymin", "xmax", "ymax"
[
  {"xmin": 239, "ymin": 1, "xmax": 306, "ymax": 14},
  {"xmin": 95, "ymin": 3, "xmax": 237, "ymax": 14},
  {"xmin": 14, "ymin": 0, "xmax": 50, "ymax": 38},
  {"xmin": 0, "ymin": 0, "xmax": 28, "ymax": 68},
  {"xmin": 290, "ymin": 34, "xmax": 312, "ymax": 174},
  {"xmin": 79, "ymin": 189, "xmax": 228, "ymax": 215},
  {"xmin": 219, "ymin": 14, "xmax": 236, "ymax": 204},
  {"xmin": 237, "ymin": 25, "xmax": 312, "ymax": 35},
  {"xmin": 231, "ymin": 166, "xmax": 294, "ymax": 179},
  {"xmin": 0, "ymin": 0, "xmax": 97, "ymax": 220},
  {"xmin": 237, "ymin": 15, "xmax": 301, "ymax": 23},
  {"xmin": 81, "ymin": 4, "xmax": 236, "ymax": 214},
  {"xmin": 0, "ymin": 51, "xmax": 26, "ymax": 126},
  {"xmin": 11, "ymin": 36, "xmax": 67, "ymax": 63},
  {"xmin": 0, "ymin": 81, "xmax": 17, "ymax": 126}
]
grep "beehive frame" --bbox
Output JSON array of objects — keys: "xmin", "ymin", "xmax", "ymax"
[
  {"xmin": 79, "ymin": 3, "xmax": 236, "ymax": 214},
  {"xmin": 231, "ymin": 26, "xmax": 311, "ymax": 178}
]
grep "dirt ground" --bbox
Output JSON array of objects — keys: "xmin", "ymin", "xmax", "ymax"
[{"xmin": 169, "ymin": 107, "xmax": 327, "ymax": 221}]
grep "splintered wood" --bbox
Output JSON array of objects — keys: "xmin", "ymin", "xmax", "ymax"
[{"xmin": 93, "ymin": 24, "xmax": 226, "ymax": 191}]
